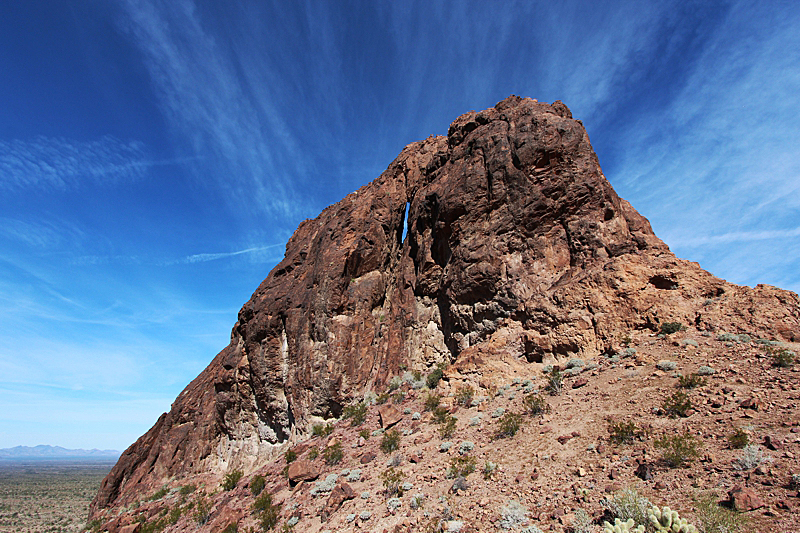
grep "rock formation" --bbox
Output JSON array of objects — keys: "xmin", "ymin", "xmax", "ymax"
[{"xmin": 90, "ymin": 96, "xmax": 799, "ymax": 519}]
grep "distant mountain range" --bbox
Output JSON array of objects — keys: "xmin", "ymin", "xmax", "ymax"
[{"xmin": 0, "ymin": 445, "xmax": 120, "ymax": 459}]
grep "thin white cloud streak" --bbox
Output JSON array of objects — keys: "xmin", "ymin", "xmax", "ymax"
[
  {"xmin": 669, "ymin": 227, "xmax": 800, "ymax": 247},
  {"xmin": 118, "ymin": 0, "xmax": 313, "ymax": 223},
  {"xmin": 180, "ymin": 244, "xmax": 283, "ymax": 264},
  {"xmin": 0, "ymin": 135, "xmax": 147, "ymax": 191},
  {"xmin": 605, "ymin": 1, "xmax": 800, "ymax": 289}
]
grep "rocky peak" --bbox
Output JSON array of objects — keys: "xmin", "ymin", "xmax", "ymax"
[{"xmin": 90, "ymin": 96, "xmax": 799, "ymax": 520}]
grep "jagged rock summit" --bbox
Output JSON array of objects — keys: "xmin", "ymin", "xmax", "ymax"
[{"xmin": 91, "ymin": 96, "xmax": 799, "ymax": 521}]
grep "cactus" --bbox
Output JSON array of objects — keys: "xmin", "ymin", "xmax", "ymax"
[
  {"xmin": 602, "ymin": 518, "xmax": 645, "ymax": 533},
  {"xmin": 648, "ymin": 506, "xmax": 698, "ymax": 533}
]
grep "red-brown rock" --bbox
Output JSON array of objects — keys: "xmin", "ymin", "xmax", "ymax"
[
  {"xmin": 90, "ymin": 96, "xmax": 800, "ymax": 519},
  {"xmin": 728, "ymin": 484, "xmax": 765, "ymax": 511},
  {"xmin": 287, "ymin": 460, "xmax": 319, "ymax": 483},
  {"xmin": 379, "ymin": 405, "xmax": 403, "ymax": 428},
  {"xmin": 320, "ymin": 482, "xmax": 355, "ymax": 522}
]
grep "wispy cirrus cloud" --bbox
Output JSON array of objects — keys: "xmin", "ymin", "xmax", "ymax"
[
  {"xmin": 0, "ymin": 135, "xmax": 147, "ymax": 191},
  {"xmin": 179, "ymin": 244, "xmax": 283, "ymax": 264}
]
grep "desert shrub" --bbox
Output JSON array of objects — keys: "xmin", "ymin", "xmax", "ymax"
[
  {"xmin": 495, "ymin": 412, "xmax": 524, "ymax": 438},
  {"xmin": 454, "ymin": 385, "xmax": 474, "ymax": 406},
  {"xmin": 605, "ymin": 487, "xmax": 652, "ymax": 526},
  {"xmin": 678, "ymin": 373, "xmax": 706, "ymax": 389},
  {"xmin": 424, "ymin": 392, "xmax": 442, "ymax": 411},
  {"xmin": 252, "ymin": 491, "xmax": 280, "ymax": 531},
  {"xmin": 727, "ymin": 427, "xmax": 749, "ymax": 449},
  {"xmin": 491, "ymin": 407, "xmax": 505, "ymax": 418},
  {"xmin": 310, "ymin": 474, "xmax": 338, "ymax": 496},
  {"xmin": 655, "ymin": 431, "xmax": 701, "ymax": 467},
  {"xmin": 571, "ymin": 509, "xmax": 593, "ymax": 533},
  {"xmin": 412, "ymin": 411, "xmax": 421, "ymax": 420},
  {"xmin": 773, "ymin": 348, "xmax": 796, "ymax": 368},
  {"xmin": 380, "ymin": 429, "xmax": 401, "ymax": 453},
  {"xmin": 358, "ymin": 428, "xmax": 371, "ymax": 440},
  {"xmin": 523, "ymin": 393, "xmax": 551, "ymax": 416},
  {"xmin": 439, "ymin": 415, "xmax": 457, "ymax": 438},
  {"xmin": 660, "ymin": 322, "xmax": 684, "ymax": 335},
  {"xmin": 323, "ymin": 442, "xmax": 343, "ymax": 465},
  {"xmin": 733, "ymin": 444, "xmax": 770, "ymax": 470},
  {"xmin": 546, "ymin": 368, "xmax": 563, "ymax": 395},
  {"xmin": 410, "ymin": 492, "xmax": 426, "ymax": 509},
  {"xmin": 446, "ymin": 456, "xmax": 477, "ymax": 478},
  {"xmin": 431, "ymin": 405, "xmax": 449, "ymax": 424},
  {"xmin": 426, "ymin": 363, "xmax": 446, "ymax": 389},
  {"xmin": 346, "ymin": 468, "xmax": 361, "ymax": 482},
  {"xmin": 179, "ymin": 484, "xmax": 196, "ymax": 496},
  {"xmin": 694, "ymin": 492, "xmax": 747, "ymax": 533},
  {"xmin": 387, "ymin": 497, "xmax": 402, "ymax": 511},
  {"xmin": 606, "ymin": 419, "xmax": 642, "ymax": 445},
  {"xmin": 222, "ymin": 469, "xmax": 243, "ymax": 491},
  {"xmin": 380, "ymin": 466, "xmax": 406, "ymax": 496},
  {"xmin": 307, "ymin": 447, "xmax": 319, "ymax": 460},
  {"xmin": 194, "ymin": 497, "xmax": 212, "ymax": 525},
  {"xmin": 499, "ymin": 500, "xmax": 528, "ymax": 530},
  {"xmin": 149, "ymin": 487, "xmax": 168, "ymax": 501},
  {"xmin": 483, "ymin": 460, "xmax": 498, "ymax": 479},
  {"xmin": 376, "ymin": 393, "xmax": 390, "ymax": 405},
  {"xmin": 439, "ymin": 441, "xmax": 452, "ymax": 452},
  {"xmin": 221, "ymin": 524, "xmax": 238, "ymax": 533},
  {"xmin": 311, "ymin": 422, "xmax": 334, "ymax": 437},
  {"xmin": 388, "ymin": 375, "xmax": 403, "ymax": 391},
  {"xmin": 284, "ymin": 449, "xmax": 297, "ymax": 463},
  {"xmin": 697, "ymin": 366, "xmax": 716, "ymax": 375},
  {"xmin": 458, "ymin": 441, "xmax": 475, "ymax": 455},
  {"xmin": 250, "ymin": 475, "xmax": 266, "ymax": 496},
  {"xmin": 391, "ymin": 391, "xmax": 405, "ymax": 404},
  {"xmin": 656, "ymin": 360, "xmax": 677, "ymax": 371},
  {"xmin": 662, "ymin": 390, "xmax": 692, "ymax": 418},
  {"xmin": 342, "ymin": 402, "xmax": 368, "ymax": 426}
]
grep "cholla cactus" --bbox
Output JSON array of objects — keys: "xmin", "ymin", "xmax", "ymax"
[
  {"xmin": 648, "ymin": 506, "xmax": 698, "ymax": 533},
  {"xmin": 602, "ymin": 518, "xmax": 645, "ymax": 533}
]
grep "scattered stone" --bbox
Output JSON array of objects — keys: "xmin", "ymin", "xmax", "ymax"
[
  {"xmin": 320, "ymin": 482, "xmax": 355, "ymax": 522},
  {"xmin": 764, "ymin": 435, "xmax": 783, "ymax": 450},
  {"xmin": 635, "ymin": 462, "xmax": 653, "ymax": 481},
  {"xmin": 379, "ymin": 405, "xmax": 403, "ymax": 428},
  {"xmin": 288, "ymin": 460, "xmax": 320, "ymax": 483},
  {"xmin": 728, "ymin": 484, "xmax": 765, "ymax": 511},
  {"xmin": 360, "ymin": 452, "xmax": 376, "ymax": 464},
  {"xmin": 572, "ymin": 378, "xmax": 588, "ymax": 389}
]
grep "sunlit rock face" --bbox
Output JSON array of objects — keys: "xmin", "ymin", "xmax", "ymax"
[{"xmin": 90, "ymin": 96, "xmax": 800, "ymax": 517}]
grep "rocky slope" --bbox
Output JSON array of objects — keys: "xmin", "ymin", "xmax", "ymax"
[{"xmin": 88, "ymin": 96, "xmax": 799, "ymax": 532}]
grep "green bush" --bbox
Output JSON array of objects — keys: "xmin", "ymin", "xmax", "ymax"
[
  {"xmin": 194, "ymin": 497, "xmax": 211, "ymax": 525},
  {"xmin": 495, "ymin": 412, "xmax": 524, "ymax": 438},
  {"xmin": 323, "ymin": 442, "xmax": 344, "ymax": 466},
  {"xmin": 660, "ymin": 322, "xmax": 684, "ymax": 335},
  {"xmin": 727, "ymin": 427, "xmax": 749, "ymax": 449},
  {"xmin": 523, "ymin": 393, "xmax": 551, "ymax": 416},
  {"xmin": 546, "ymin": 368, "xmax": 563, "ymax": 395},
  {"xmin": 773, "ymin": 348, "xmax": 796, "ymax": 368},
  {"xmin": 439, "ymin": 416, "xmax": 457, "ymax": 438},
  {"xmin": 424, "ymin": 392, "xmax": 441, "ymax": 411},
  {"xmin": 607, "ymin": 419, "xmax": 643, "ymax": 445},
  {"xmin": 179, "ymin": 484, "xmax": 196, "ymax": 496},
  {"xmin": 342, "ymin": 402, "xmax": 368, "ymax": 426},
  {"xmin": 222, "ymin": 523, "xmax": 238, "ymax": 533},
  {"xmin": 654, "ymin": 431, "xmax": 700, "ymax": 468},
  {"xmin": 662, "ymin": 390, "xmax": 692, "ymax": 418},
  {"xmin": 284, "ymin": 449, "xmax": 297, "ymax": 463},
  {"xmin": 426, "ymin": 363, "xmax": 446, "ymax": 389},
  {"xmin": 252, "ymin": 491, "xmax": 281, "ymax": 531},
  {"xmin": 446, "ymin": 456, "xmax": 476, "ymax": 478},
  {"xmin": 307, "ymin": 447, "xmax": 319, "ymax": 460},
  {"xmin": 149, "ymin": 487, "xmax": 168, "ymax": 501},
  {"xmin": 454, "ymin": 385, "xmax": 474, "ymax": 406},
  {"xmin": 250, "ymin": 475, "xmax": 266, "ymax": 496},
  {"xmin": 380, "ymin": 466, "xmax": 406, "ymax": 496},
  {"xmin": 380, "ymin": 429, "xmax": 401, "ymax": 453},
  {"xmin": 311, "ymin": 422, "xmax": 334, "ymax": 437},
  {"xmin": 391, "ymin": 391, "xmax": 405, "ymax": 404},
  {"xmin": 375, "ymin": 393, "xmax": 390, "ymax": 405},
  {"xmin": 358, "ymin": 428, "xmax": 371, "ymax": 440},
  {"xmin": 222, "ymin": 469, "xmax": 243, "ymax": 491},
  {"xmin": 432, "ymin": 405, "xmax": 450, "ymax": 424},
  {"xmin": 678, "ymin": 374, "xmax": 706, "ymax": 389},
  {"xmin": 693, "ymin": 492, "xmax": 747, "ymax": 532}
]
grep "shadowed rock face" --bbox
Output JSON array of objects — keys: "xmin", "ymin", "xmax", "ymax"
[{"xmin": 90, "ymin": 96, "xmax": 800, "ymax": 516}]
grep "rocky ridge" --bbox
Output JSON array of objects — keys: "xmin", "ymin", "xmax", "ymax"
[{"xmin": 88, "ymin": 96, "xmax": 800, "ymax": 532}]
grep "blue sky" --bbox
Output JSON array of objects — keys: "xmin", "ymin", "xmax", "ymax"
[{"xmin": 1, "ymin": 0, "xmax": 798, "ymax": 450}]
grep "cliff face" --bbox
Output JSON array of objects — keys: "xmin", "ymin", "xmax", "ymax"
[{"xmin": 91, "ymin": 96, "xmax": 799, "ymax": 516}]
